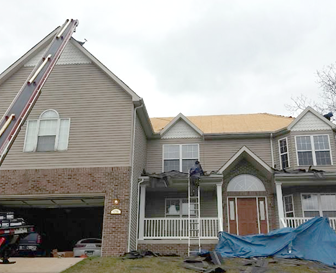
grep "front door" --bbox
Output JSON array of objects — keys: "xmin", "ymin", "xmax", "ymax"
[{"xmin": 237, "ymin": 198, "xmax": 258, "ymax": 235}]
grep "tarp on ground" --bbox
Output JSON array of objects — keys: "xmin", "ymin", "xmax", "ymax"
[{"xmin": 215, "ymin": 217, "xmax": 336, "ymax": 266}]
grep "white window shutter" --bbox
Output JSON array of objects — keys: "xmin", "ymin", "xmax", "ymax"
[
  {"xmin": 57, "ymin": 119, "xmax": 70, "ymax": 151},
  {"xmin": 24, "ymin": 120, "xmax": 38, "ymax": 152}
]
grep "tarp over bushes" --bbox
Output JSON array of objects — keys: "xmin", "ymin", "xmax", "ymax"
[{"xmin": 215, "ymin": 217, "xmax": 336, "ymax": 266}]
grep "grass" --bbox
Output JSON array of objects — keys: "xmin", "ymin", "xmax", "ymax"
[{"xmin": 62, "ymin": 256, "xmax": 334, "ymax": 273}]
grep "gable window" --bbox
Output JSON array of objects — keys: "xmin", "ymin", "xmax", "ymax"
[
  {"xmin": 24, "ymin": 110, "xmax": 70, "ymax": 152},
  {"xmin": 278, "ymin": 138, "xmax": 289, "ymax": 169},
  {"xmin": 301, "ymin": 193, "xmax": 336, "ymax": 217},
  {"xmin": 163, "ymin": 144, "xmax": 199, "ymax": 172},
  {"xmin": 283, "ymin": 194, "xmax": 295, "ymax": 217},
  {"xmin": 295, "ymin": 135, "xmax": 332, "ymax": 166}
]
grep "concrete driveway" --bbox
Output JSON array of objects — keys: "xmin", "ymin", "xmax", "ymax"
[{"xmin": 0, "ymin": 258, "xmax": 84, "ymax": 273}]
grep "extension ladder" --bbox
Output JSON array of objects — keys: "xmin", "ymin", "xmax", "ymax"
[{"xmin": 187, "ymin": 173, "xmax": 201, "ymax": 256}]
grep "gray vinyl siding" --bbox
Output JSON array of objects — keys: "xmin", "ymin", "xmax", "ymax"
[
  {"xmin": 0, "ymin": 64, "xmax": 133, "ymax": 169},
  {"xmin": 129, "ymin": 115, "xmax": 147, "ymax": 250},
  {"xmin": 146, "ymin": 137, "xmax": 272, "ymax": 174},
  {"xmin": 145, "ymin": 188, "xmax": 218, "ymax": 218},
  {"xmin": 288, "ymin": 130, "xmax": 336, "ymax": 171}
]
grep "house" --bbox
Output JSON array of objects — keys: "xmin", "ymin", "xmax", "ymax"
[{"xmin": 1, "ymin": 26, "xmax": 336, "ymax": 257}]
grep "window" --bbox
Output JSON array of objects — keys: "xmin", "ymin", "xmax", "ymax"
[
  {"xmin": 301, "ymin": 193, "xmax": 336, "ymax": 217},
  {"xmin": 163, "ymin": 144, "xmax": 199, "ymax": 172},
  {"xmin": 24, "ymin": 110, "xmax": 70, "ymax": 152},
  {"xmin": 295, "ymin": 135, "xmax": 332, "ymax": 166},
  {"xmin": 283, "ymin": 195, "xmax": 295, "ymax": 217},
  {"xmin": 279, "ymin": 138, "xmax": 289, "ymax": 169},
  {"xmin": 165, "ymin": 198, "xmax": 196, "ymax": 217}
]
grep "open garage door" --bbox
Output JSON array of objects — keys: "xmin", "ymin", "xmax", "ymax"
[{"xmin": 0, "ymin": 194, "xmax": 105, "ymax": 254}]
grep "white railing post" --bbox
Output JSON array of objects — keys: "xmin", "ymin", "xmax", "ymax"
[
  {"xmin": 216, "ymin": 183, "xmax": 223, "ymax": 231},
  {"xmin": 138, "ymin": 184, "xmax": 146, "ymax": 240},
  {"xmin": 275, "ymin": 182, "xmax": 285, "ymax": 228}
]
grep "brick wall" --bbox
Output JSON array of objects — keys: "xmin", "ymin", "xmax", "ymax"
[
  {"xmin": 0, "ymin": 166, "xmax": 131, "ymax": 256},
  {"xmin": 137, "ymin": 243, "xmax": 217, "ymax": 257}
]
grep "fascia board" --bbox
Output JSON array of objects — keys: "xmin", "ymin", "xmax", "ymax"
[
  {"xmin": 288, "ymin": 106, "xmax": 336, "ymax": 130},
  {"xmin": 71, "ymin": 40, "xmax": 141, "ymax": 102},
  {"xmin": 160, "ymin": 113, "xmax": 203, "ymax": 136},
  {"xmin": 0, "ymin": 28, "xmax": 58, "ymax": 85},
  {"xmin": 135, "ymin": 102, "xmax": 155, "ymax": 137}
]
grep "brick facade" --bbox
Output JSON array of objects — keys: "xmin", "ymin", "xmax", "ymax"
[{"xmin": 0, "ymin": 166, "xmax": 131, "ymax": 256}]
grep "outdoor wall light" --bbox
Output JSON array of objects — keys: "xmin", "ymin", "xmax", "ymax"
[{"xmin": 113, "ymin": 199, "xmax": 120, "ymax": 205}]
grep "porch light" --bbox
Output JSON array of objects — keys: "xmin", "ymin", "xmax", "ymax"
[{"xmin": 113, "ymin": 199, "xmax": 120, "ymax": 205}]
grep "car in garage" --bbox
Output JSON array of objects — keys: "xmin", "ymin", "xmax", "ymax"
[
  {"xmin": 15, "ymin": 232, "xmax": 48, "ymax": 257},
  {"xmin": 73, "ymin": 238, "xmax": 101, "ymax": 257}
]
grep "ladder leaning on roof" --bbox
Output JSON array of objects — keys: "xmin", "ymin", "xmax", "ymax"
[
  {"xmin": 0, "ymin": 19, "xmax": 79, "ymax": 167},
  {"xmin": 187, "ymin": 172, "xmax": 201, "ymax": 256}
]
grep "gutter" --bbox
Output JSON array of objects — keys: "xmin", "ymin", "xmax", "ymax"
[
  {"xmin": 270, "ymin": 133, "xmax": 274, "ymax": 169},
  {"xmin": 127, "ymin": 99, "xmax": 144, "ymax": 252}
]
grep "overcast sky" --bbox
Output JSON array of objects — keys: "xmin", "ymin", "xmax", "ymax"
[{"xmin": 1, "ymin": 0, "xmax": 336, "ymax": 118}]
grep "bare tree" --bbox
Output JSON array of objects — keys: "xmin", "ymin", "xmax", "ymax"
[{"xmin": 285, "ymin": 62, "xmax": 336, "ymax": 119}]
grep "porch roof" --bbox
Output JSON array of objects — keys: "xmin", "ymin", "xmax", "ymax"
[
  {"xmin": 140, "ymin": 171, "xmax": 222, "ymax": 189},
  {"xmin": 275, "ymin": 171, "xmax": 336, "ymax": 186}
]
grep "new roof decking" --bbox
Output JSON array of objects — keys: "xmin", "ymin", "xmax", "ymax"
[{"xmin": 150, "ymin": 113, "xmax": 294, "ymax": 134}]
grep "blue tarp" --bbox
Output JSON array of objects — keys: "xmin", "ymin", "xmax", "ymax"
[{"xmin": 215, "ymin": 217, "xmax": 336, "ymax": 266}]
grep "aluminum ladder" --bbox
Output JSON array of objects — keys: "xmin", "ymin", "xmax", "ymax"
[{"xmin": 187, "ymin": 173, "xmax": 201, "ymax": 256}]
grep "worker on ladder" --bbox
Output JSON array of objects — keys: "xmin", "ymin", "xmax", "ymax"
[{"xmin": 189, "ymin": 160, "xmax": 204, "ymax": 196}]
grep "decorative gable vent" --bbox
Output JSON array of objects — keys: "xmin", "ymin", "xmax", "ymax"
[
  {"xmin": 291, "ymin": 112, "xmax": 331, "ymax": 131},
  {"xmin": 24, "ymin": 41, "xmax": 91, "ymax": 67},
  {"xmin": 162, "ymin": 119, "xmax": 201, "ymax": 139}
]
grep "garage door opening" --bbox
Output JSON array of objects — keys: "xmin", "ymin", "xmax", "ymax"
[{"xmin": 0, "ymin": 195, "xmax": 105, "ymax": 254}]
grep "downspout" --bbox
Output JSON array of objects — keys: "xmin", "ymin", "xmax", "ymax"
[
  {"xmin": 127, "ymin": 100, "xmax": 144, "ymax": 252},
  {"xmin": 136, "ymin": 178, "xmax": 145, "ymax": 250},
  {"xmin": 270, "ymin": 133, "xmax": 274, "ymax": 169}
]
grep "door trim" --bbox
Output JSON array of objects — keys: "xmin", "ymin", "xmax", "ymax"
[{"xmin": 227, "ymin": 196, "xmax": 269, "ymax": 235}]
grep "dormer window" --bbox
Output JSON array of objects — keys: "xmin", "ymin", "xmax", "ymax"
[
  {"xmin": 163, "ymin": 144, "xmax": 199, "ymax": 172},
  {"xmin": 295, "ymin": 135, "xmax": 332, "ymax": 166},
  {"xmin": 24, "ymin": 110, "xmax": 70, "ymax": 152}
]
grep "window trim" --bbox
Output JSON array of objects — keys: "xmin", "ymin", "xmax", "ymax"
[
  {"xmin": 278, "ymin": 137, "xmax": 290, "ymax": 169},
  {"xmin": 162, "ymin": 144, "xmax": 200, "ymax": 172},
  {"xmin": 301, "ymin": 193, "xmax": 336, "ymax": 217},
  {"xmin": 283, "ymin": 194, "xmax": 295, "ymax": 217},
  {"xmin": 23, "ymin": 109, "xmax": 71, "ymax": 152},
  {"xmin": 295, "ymin": 134, "xmax": 333, "ymax": 166}
]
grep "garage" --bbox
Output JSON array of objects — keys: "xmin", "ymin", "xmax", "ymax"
[{"xmin": 0, "ymin": 194, "xmax": 105, "ymax": 255}]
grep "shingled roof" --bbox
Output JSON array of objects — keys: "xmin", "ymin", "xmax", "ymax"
[{"xmin": 150, "ymin": 113, "xmax": 294, "ymax": 134}]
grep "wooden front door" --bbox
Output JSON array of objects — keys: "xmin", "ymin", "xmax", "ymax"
[{"xmin": 237, "ymin": 198, "xmax": 258, "ymax": 235}]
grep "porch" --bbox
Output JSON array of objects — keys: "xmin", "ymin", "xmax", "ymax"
[
  {"xmin": 283, "ymin": 217, "xmax": 336, "ymax": 230},
  {"xmin": 138, "ymin": 173, "xmax": 223, "ymax": 241}
]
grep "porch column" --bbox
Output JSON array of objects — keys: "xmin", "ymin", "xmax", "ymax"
[
  {"xmin": 138, "ymin": 184, "xmax": 146, "ymax": 240},
  {"xmin": 216, "ymin": 183, "xmax": 223, "ymax": 231},
  {"xmin": 275, "ymin": 182, "xmax": 285, "ymax": 228}
]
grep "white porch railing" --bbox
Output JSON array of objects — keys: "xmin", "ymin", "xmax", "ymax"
[
  {"xmin": 284, "ymin": 217, "xmax": 336, "ymax": 230},
  {"xmin": 143, "ymin": 217, "xmax": 219, "ymax": 239}
]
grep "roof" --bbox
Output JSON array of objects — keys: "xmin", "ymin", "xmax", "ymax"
[{"xmin": 150, "ymin": 113, "xmax": 294, "ymax": 134}]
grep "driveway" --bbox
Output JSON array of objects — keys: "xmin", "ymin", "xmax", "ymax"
[{"xmin": 0, "ymin": 258, "xmax": 84, "ymax": 273}]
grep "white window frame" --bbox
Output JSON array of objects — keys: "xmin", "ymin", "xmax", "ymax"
[
  {"xmin": 162, "ymin": 144, "xmax": 200, "ymax": 172},
  {"xmin": 283, "ymin": 194, "xmax": 295, "ymax": 217},
  {"xmin": 301, "ymin": 193, "xmax": 336, "ymax": 217},
  {"xmin": 278, "ymin": 137, "xmax": 290, "ymax": 169},
  {"xmin": 165, "ymin": 198, "xmax": 195, "ymax": 217},
  {"xmin": 295, "ymin": 134, "xmax": 333, "ymax": 166},
  {"xmin": 23, "ymin": 109, "xmax": 71, "ymax": 152}
]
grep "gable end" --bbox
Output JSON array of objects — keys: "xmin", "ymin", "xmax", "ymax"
[
  {"xmin": 162, "ymin": 119, "xmax": 201, "ymax": 139},
  {"xmin": 291, "ymin": 112, "xmax": 331, "ymax": 131}
]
